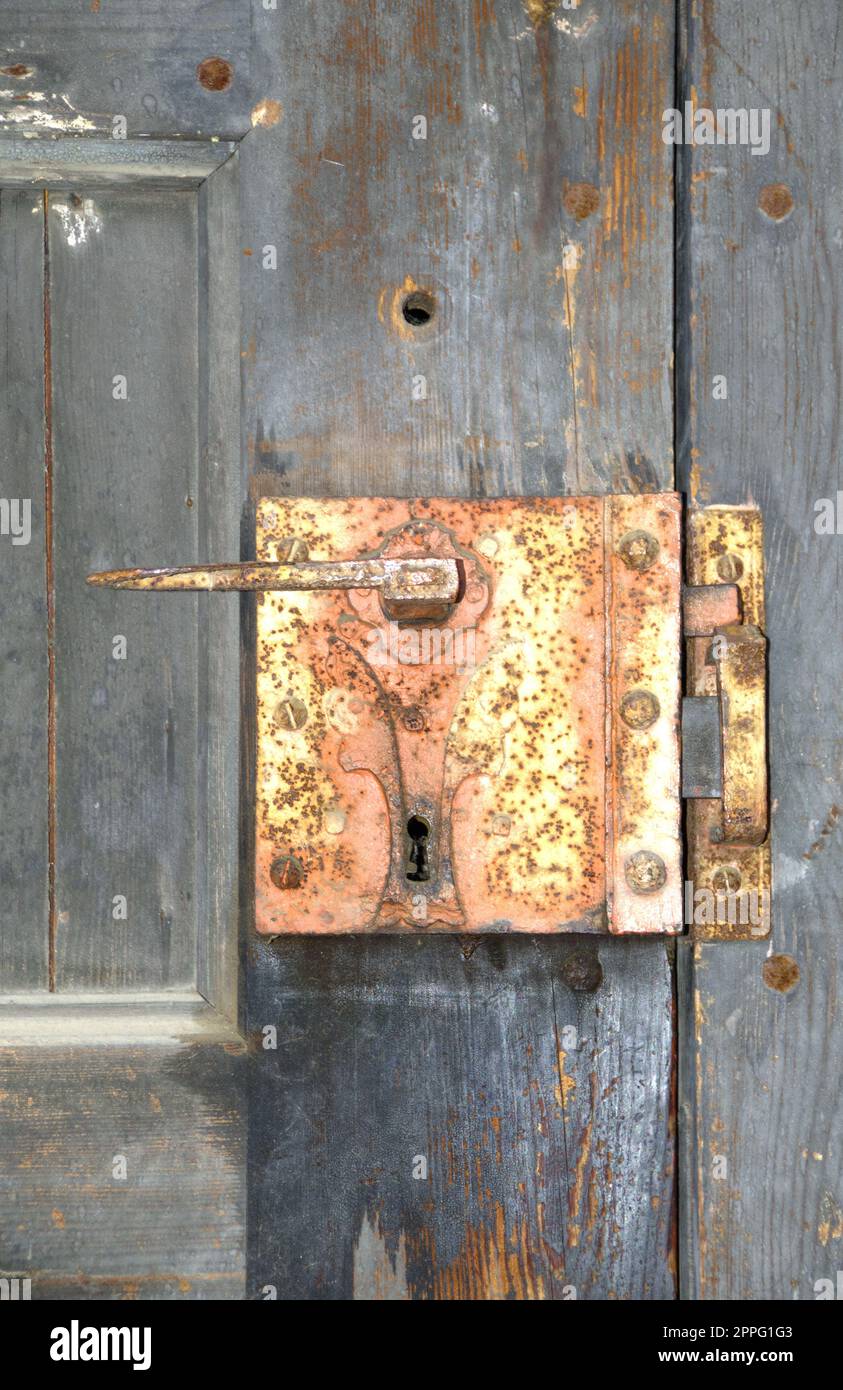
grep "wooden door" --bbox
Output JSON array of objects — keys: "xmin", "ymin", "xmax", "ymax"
[{"xmin": 0, "ymin": 0, "xmax": 839, "ymax": 1304}]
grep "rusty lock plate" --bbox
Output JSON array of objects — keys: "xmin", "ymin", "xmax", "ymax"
[{"xmin": 254, "ymin": 495, "xmax": 683, "ymax": 935}]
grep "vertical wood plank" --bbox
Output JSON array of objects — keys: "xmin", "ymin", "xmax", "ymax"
[
  {"xmin": 50, "ymin": 189, "xmax": 199, "ymax": 991},
  {"xmin": 0, "ymin": 190, "xmax": 49, "ymax": 989},
  {"xmin": 244, "ymin": 0, "xmax": 677, "ymax": 1298},
  {"xmin": 196, "ymin": 155, "xmax": 242, "ymax": 1023},
  {"xmin": 678, "ymin": 0, "xmax": 843, "ymax": 1299}
]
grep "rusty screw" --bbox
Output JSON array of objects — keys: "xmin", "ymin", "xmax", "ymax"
[
  {"xmin": 715, "ymin": 553, "xmax": 744, "ymax": 582},
  {"xmin": 618, "ymin": 530, "xmax": 660, "ymax": 573},
  {"xmin": 402, "ymin": 706, "xmax": 426, "ymax": 732},
  {"xmin": 712, "ymin": 864, "xmax": 742, "ymax": 893},
  {"xmin": 270, "ymin": 855, "xmax": 304, "ymax": 890},
  {"xmin": 275, "ymin": 696, "xmax": 308, "ymax": 731},
  {"xmin": 625, "ymin": 850, "xmax": 667, "ymax": 894},
  {"xmin": 620, "ymin": 688, "xmax": 660, "ymax": 730},
  {"xmin": 560, "ymin": 948, "xmax": 603, "ymax": 993}
]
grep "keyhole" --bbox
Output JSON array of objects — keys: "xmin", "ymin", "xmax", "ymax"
[{"xmin": 406, "ymin": 815, "xmax": 431, "ymax": 882}]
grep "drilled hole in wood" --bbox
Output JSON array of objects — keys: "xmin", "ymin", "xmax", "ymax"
[
  {"xmin": 406, "ymin": 814, "xmax": 431, "ymax": 881},
  {"xmin": 402, "ymin": 290, "xmax": 436, "ymax": 327}
]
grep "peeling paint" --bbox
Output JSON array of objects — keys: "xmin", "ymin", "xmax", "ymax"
[
  {"xmin": 0, "ymin": 103, "xmax": 95, "ymax": 133},
  {"xmin": 52, "ymin": 197, "xmax": 102, "ymax": 249},
  {"xmin": 352, "ymin": 1212, "xmax": 409, "ymax": 1299}
]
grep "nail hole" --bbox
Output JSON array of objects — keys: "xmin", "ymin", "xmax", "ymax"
[
  {"xmin": 402, "ymin": 289, "xmax": 436, "ymax": 327},
  {"xmin": 407, "ymin": 814, "xmax": 431, "ymax": 881}
]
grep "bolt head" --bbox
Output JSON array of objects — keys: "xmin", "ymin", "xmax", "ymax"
[
  {"xmin": 618, "ymin": 529, "xmax": 660, "ymax": 572},
  {"xmin": 620, "ymin": 688, "xmax": 660, "ymax": 730},
  {"xmin": 270, "ymin": 855, "xmax": 304, "ymax": 890},
  {"xmin": 712, "ymin": 864, "xmax": 742, "ymax": 893},
  {"xmin": 275, "ymin": 696, "xmax": 308, "ymax": 731},
  {"xmin": 625, "ymin": 850, "xmax": 667, "ymax": 894},
  {"xmin": 716, "ymin": 553, "xmax": 744, "ymax": 582},
  {"xmin": 561, "ymin": 949, "xmax": 603, "ymax": 993}
]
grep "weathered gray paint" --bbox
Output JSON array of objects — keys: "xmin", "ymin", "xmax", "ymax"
[
  {"xmin": 0, "ymin": 189, "xmax": 49, "ymax": 989},
  {"xmin": 243, "ymin": 0, "xmax": 677, "ymax": 1298},
  {"xmin": 0, "ymin": 11, "xmax": 248, "ymax": 1299},
  {"xmin": 51, "ymin": 186, "xmax": 200, "ymax": 991},
  {"xmin": 0, "ymin": 2, "xmax": 252, "ymax": 141},
  {"xmin": 677, "ymin": 0, "xmax": 843, "ymax": 1300},
  {"xmin": 1, "ymin": 0, "xmax": 835, "ymax": 1304}
]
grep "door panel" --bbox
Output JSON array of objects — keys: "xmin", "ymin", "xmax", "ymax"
[
  {"xmin": 0, "ymin": 189, "xmax": 49, "ymax": 990},
  {"xmin": 51, "ymin": 188, "xmax": 200, "ymax": 990}
]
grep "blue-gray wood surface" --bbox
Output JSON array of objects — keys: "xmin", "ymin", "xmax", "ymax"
[
  {"xmin": 676, "ymin": 0, "xmax": 843, "ymax": 1301},
  {"xmin": 0, "ymin": 0, "xmax": 838, "ymax": 1301}
]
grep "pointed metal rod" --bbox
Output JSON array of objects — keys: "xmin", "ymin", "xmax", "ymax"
[{"xmin": 87, "ymin": 557, "xmax": 461, "ymax": 608}]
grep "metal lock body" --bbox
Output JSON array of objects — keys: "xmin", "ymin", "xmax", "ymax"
[
  {"xmin": 253, "ymin": 495, "xmax": 682, "ymax": 936},
  {"xmin": 88, "ymin": 494, "xmax": 769, "ymax": 940}
]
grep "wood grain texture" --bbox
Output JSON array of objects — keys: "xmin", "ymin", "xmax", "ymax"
[
  {"xmin": 249, "ymin": 936, "xmax": 675, "ymax": 1300},
  {"xmin": 243, "ymin": 0, "xmax": 678, "ymax": 1298},
  {"xmin": 196, "ymin": 155, "xmax": 242, "ymax": 1024},
  {"xmin": 0, "ymin": 1040, "xmax": 245, "ymax": 1299},
  {"xmin": 0, "ymin": 190, "xmax": 49, "ymax": 989},
  {"xmin": 242, "ymin": 0, "xmax": 674, "ymax": 500},
  {"xmin": 677, "ymin": 0, "xmax": 843, "ymax": 1299},
  {"xmin": 0, "ymin": 1, "xmax": 252, "ymax": 140},
  {"xmin": 50, "ymin": 188, "xmax": 200, "ymax": 991}
]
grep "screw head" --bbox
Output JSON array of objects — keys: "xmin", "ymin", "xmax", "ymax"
[
  {"xmin": 712, "ymin": 864, "xmax": 742, "ymax": 893},
  {"xmin": 560, "ymin": 949, "xmax": 603, "ymax": 993},
  {"xmin": 402, "ymin": 706, "xmax": 426, "ymax": 732},
  {"xmin": 197, "ymin": 56, "xmax": 233, "ymax": 91},
  {"xmin": 625, "ymin": 850, "xmax": 667, "ymax": 894},
  {"xmin": 618, "ymin": 530, "xmax": 660, "ymax": 572},
  {"xmin": 275, "ymin": 696, "xmax": 308, "ymax": 731},
  {"xmin": 716, "ymin": 553, "xmax": 744, "ymax": 582},
  {"xmin": 620, "ymin": 688, "xmax": 660, "ymax": 730},
  {"xmin": 270, "ymin": 855, "xmax": 304, "ymax": 890}
]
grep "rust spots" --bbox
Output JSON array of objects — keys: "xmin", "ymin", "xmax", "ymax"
[
  {"xmin": 762, "ymin": 954, "xmax": 800, "ymax": 994},
  {"xmin": 803, "ymin": 804, "xmax": 840, "ymax": 860},
  {"xmin": 818, "ymin": 1191, "xmax": 843, "ymax": 1247},
  {"xmin": 429, "ymin": 1203, "xmax": 546, "ymax": 1299},
  {"xmin": 758, "ymin": 183, "xmax": 794, "ymax": 222},
  {"xmin": 251, "ymin": 98, "xmax": 283, "ymax": 128},
  {"xmin": 563, "ymin": 180, "xmax": 600, "ymax": 220},
  {"xmin": 572, "ymin": 84, "xmax": 587, "ymax": 118},
  {"xmin": 197, "ymin": 57, "xmax": 233, "ymax": 92},
  {"xmin": 51, "ymin": 1208, "xmax": 65, "ymax": 1229},
  {"xmin": 1, "ymin": 64, "xmax": 34, "ymax": 78}
]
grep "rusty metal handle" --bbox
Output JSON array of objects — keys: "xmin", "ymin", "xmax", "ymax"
[{"xmin": 87, "ymin": 556, "xmax": 461, "ymax": 613}]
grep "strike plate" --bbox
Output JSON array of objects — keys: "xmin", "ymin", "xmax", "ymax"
[
  {"xmin": 254, "ymin": 495, "xmax": 683, "ymax": 936},
  {"xmin": 684, "ymin": 506, "xmax": 771, "ymax": 941}
]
